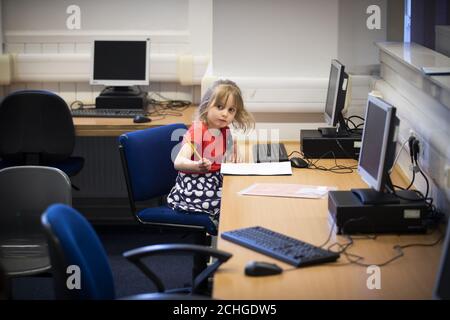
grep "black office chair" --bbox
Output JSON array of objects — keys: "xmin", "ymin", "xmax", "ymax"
[
  {"xmin": 0, "ymin": 90, "xmax": 84, "ymax": 188},
  {"xmin": 41, "ymin": 204, "xmax": 232, "ymax": 300}
]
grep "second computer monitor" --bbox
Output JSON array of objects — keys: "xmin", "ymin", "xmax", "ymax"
[
  {"xmin": 90, "ymin": 39, "xmax": 150, "ymax": 90},
  {"xmin": 357, "ymin": 96, "xmax": 399, "ymax": 193},
  {"xmin": 324, "ymin": 59, "xmax": 348, "ymax": 128}
]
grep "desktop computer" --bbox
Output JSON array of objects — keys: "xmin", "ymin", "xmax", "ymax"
[
  {"xmin": 328, "ymin": 190, "xmax": 428, "ymax": 234},
  {"xmin": 301, "ymin": 129, "xmax": 361, "ymax": 159},
  {"xmin": 301, "ymin": 60, "xmax": 362, "ymax": 159},
  {"xmin": 90, "ymin": 39, "xmax": 150, "ymax": 111},
  {"xmin": 96, "ymin": 92, "xmax": 148, "ymax": 110},
  {"xmin": 328, "ymin": 96, "xmax": 429, "ymax": 234}
]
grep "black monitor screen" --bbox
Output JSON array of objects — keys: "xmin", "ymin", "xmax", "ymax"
[
  {"xmin": 359, "ymin": 100, "xmax": 388, "ymax": 181},
  {"xmin": 92, "ymin": 41, "xmax": 147, "ymax": 82},
  {"xmin": 324, "ymin": 64, "xmax": 339, "ymax": 120}
]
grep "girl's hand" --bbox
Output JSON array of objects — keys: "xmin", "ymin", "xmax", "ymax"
[{"xmin": 197, "ymin": 158, "xmax": 212, "ymax": 172}]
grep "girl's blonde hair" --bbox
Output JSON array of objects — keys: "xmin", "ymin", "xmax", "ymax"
[{"xmin": 197, "ymin": 80, "xmax": 254, "ymax": 132}]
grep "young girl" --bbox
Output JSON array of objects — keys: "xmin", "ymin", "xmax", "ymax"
[{"xmin": 167, "ymin": 80, "xmax": 254, "ymax": 224}]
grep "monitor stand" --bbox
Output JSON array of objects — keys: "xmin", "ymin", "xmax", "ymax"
[
  {"xmin": 101, "ymin": 86, "xmax": 141, "ymax": 96},
  {"xmin": 318, "ymin": 125, "xmax": 349, "ymax": 138},
  {"xmin": 96, "ymin": 86, "xmax": 148, "ymax": 110},
  {"xmin": 351, "ymin": 188, "xmax": 400, "ymax": 205}
]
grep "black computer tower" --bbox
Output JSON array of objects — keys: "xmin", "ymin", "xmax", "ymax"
[
  {"xmin": 95, "ymin": 92, "xmax": 148, "ymax": 110},
  {"xmin": 300, "ymin": 129, "xmax": 361, "ymax": 159},
  {"xmin": 328, "ymin": 190, "xmax": 428, "ymax": 234}
]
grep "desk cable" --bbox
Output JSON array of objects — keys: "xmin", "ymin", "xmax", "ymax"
[
  {"xmin": 318, "ymin": 216, "xmax": 445, "ymax": 268},
  {"xmin": 344, "ymin": 115, "xmax": 365, "ymax": 134},
  {"xmin": 288, "ymin": 150, "xmax": 358, "ymax": 174},
  {"xmin": 69, "ymin": 100, "xmax": 95, "ymax": 111}
]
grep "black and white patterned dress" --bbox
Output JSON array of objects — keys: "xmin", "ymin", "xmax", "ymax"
[{"xmin": 167, "ymin": 171, "xmax": 223, "ymax": 222}]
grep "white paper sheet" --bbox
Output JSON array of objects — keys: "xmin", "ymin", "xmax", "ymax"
[
  {"xmin": 239, "ymin": 183, "xmax": 337, "ymax": 199},
  {"xmin": 220, "ymin": 162, "xmax": 292, "ymax": 176}
]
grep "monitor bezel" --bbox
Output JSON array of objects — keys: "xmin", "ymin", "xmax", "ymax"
[
  {"xmin": 90, "ymin": 39, "xmax": 150, "ymax": 86},
  {"xmin": 357, "ymin": 96, "xmax": 396, "ymax": 192},
  {"xmin": 324, "ymin": 59, "xmax": 346, "ymax": 127}
]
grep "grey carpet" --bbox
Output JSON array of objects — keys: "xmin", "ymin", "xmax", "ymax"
[{"xmin": 10, "ymin": 225, "xmax": 196, "ymax": 300}]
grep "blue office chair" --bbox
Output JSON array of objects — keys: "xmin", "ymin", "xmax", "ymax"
[
  {"xmin": 118, "ymin": 123, "xmax": 218, "ymax": 237},
  {"xmin": 0, "ymin": 90, "xmax": 84, "ymax": 187},
  {"xmin": 119, "ymin": 124, "xmax": 218, "ymax": 281},
  {"xmin": 41, "ymin": 204, "xmax": 232, "ymax": 300}
]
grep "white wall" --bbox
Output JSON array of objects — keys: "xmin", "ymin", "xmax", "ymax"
[
  {"xmin": 3, "ymin": 0, "xmax": 188, "ymax": 32},
  {"xmin": 208, "ymin": 0, "xmax": 383, "ymax": 138},
  {"xmin": 338, "ymin": 0, "xmax": 387, "ymax": 74},
  {"xmin": 1, "ymin": 0, "xmax": 385, "ymax": 138},
  {"xmin": 1, "ymin": 0, "xmax": 212, "ymax": 103},
  {"xmin": 213, "ymin": 0, "xmax": 338, "ymax": 78}
]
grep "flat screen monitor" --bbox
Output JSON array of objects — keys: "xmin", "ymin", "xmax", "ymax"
[
  {"xmin": 434, "ymin": 221, "xmax": 450, "ymax": 300},
  {"xmin": 90, "ymin": 39, "xmax": 150, "ymax": 88},
  {"xmin": 324, "ymin": 59, "xmax": 348, "ymax": 127},
  {"xmin": 357, "ymin": 96, "xmax": 399, "ymax": 192}
]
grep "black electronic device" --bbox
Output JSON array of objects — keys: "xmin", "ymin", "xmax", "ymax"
[
  {"xmin": 355, "ymin": 96, "xmax": 399, "ymax": 196},
  {"xmin": 221, "ymin": 226, "xmax": 340, "ymax": 267},
  {"xmin": 253, "ymin": 143, "xmax": 289, "ymax": 163},
  {"xmin": 300, "ymin": 60, "xmax": 361, "ymax": 159},
  {"xmin": 90, "ymin": 39, "xmax": 150, "ymax": 90},
  {"xmin": 133, "ymin": 115, "xmax": 151, "ymax": 123},
  {"xmin": 95, "ymin": 92, "xmax": 148, "ymax": 110},
  {"xmin": 244, "ymin": 261, "xmax": 283, "ymax": 277},
  {"xmin": 290, "ymin": 157, "xmax": 309, "ymax": 168},
  {"xmin": 90, "ymin": 39, "xmax": 150, "ymax": 112},
  {"xmin": 328, "ymin": 96, "xmax": 429, "ymax": 234},
  {"xmin": 328, "ymin": 190, "xmax": 428, "ymax": 234},
  {"xmin": 317, "ymin": 59, "xmax": 350, "ymax": 138},
  {"xmin": 71, "ymin": 108, "xmax": 148, "ymax": 118},
  {"xmin": 301, "ymin": 129, "xmax": 361, "ymax": 159}
]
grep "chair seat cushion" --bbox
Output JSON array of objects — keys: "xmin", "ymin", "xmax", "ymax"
[
  {"xmin": 137, "ymin": 206, "xmax": 218, "ymax": 236},
  {"xmin": 45, "ymin": 157, "xmax": 84, "ymax": 177}
]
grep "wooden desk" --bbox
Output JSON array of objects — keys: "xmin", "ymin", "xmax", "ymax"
[
  {"xmin": 213, "ymin": 142, "xmax": 443, "ymax": 299},
  {"xmin": 73, "ymin": 105, "xmax": 197, "ymax": 136}
]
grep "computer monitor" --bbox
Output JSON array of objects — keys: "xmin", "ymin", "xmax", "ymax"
[
  {"xmin": 319, "ymin": 59, "xmax": 349, "ymax": 137},
  {"xmin": 434, "ymin": 220, "xmax": 450, "ymax": 300},
  {"xmin": 352, "ymin": 96, "xmax": 400, "ymax": 204},
  {"xmin": 90, "ymin": 39, "xmax": 150, "ymax": 95}
]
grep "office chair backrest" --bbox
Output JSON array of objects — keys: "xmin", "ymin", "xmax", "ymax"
[
  {"xmin": 41, "ymin": 204, "xmax": 115, "ymax": 300},
  {"xmin": 0, "ymin": 166, "xmax": 72, "ymax": 276},
  {"xmin": 0, "ymin": 90, "xmax": 75, "ymax": 164},
  {"xmin": 119, "ymin": 123, "xmax": 187, "ymax": 202}
]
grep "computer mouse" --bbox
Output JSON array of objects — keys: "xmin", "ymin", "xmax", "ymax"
[
  {"xmin": 245, "ymin": 261, "xmax": 283, "ymax": 277},
  {"xmin": 290, "ymin": 157, "xmax": 308, "ymax": 168},
  {"xmin": 133, "ymin": 115, "xmax": 151, "ymax": 123}
]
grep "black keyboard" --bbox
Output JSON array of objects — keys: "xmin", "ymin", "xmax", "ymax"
[
  {"xmin": 221, "ymin": 226, "xmax": 339, "ymax": 267},
  {"xmin": 253, "ymin": 143, "xmax": 289, "ymax": 163},
  {"xmin": 71, "ymin": 108, "xmax": 147, "ymax": 118}
]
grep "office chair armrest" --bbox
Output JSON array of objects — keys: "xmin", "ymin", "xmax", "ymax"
[
  {"xmin": 119, "ymin": 292, "xmax": 212, "ymax": 300},
  {"xmin": 123, "ymin": 244, "xmax": 232, "ymax": 293}
]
